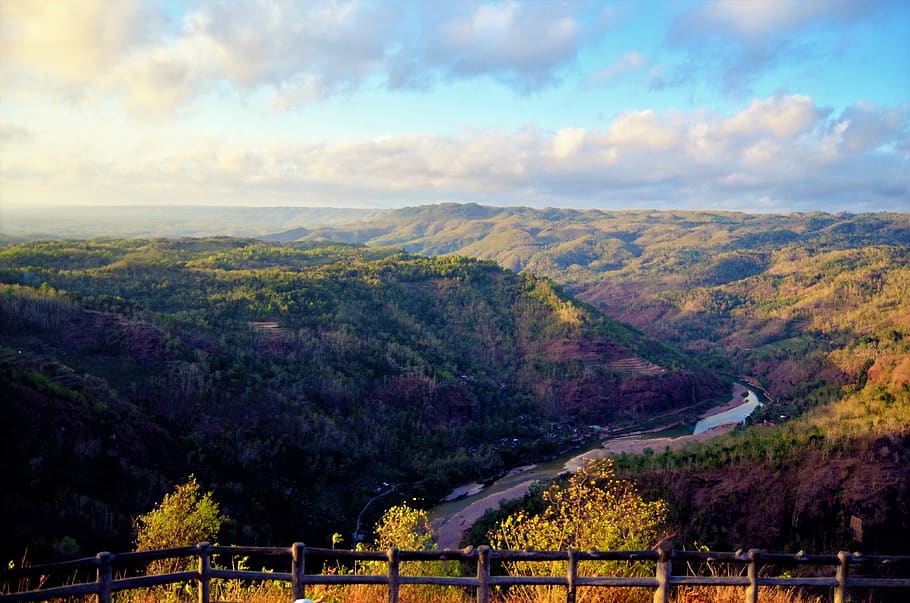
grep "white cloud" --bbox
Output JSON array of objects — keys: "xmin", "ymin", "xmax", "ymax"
[
  {"xmin": 439, "ymin": 3, "xmax": 577, "ymax": 70},
  {"xmin": 724, "ymin": 95, "xmax": 826, "ymax": 139},
  {"xmin": 10, "ymin": 91, "xmax": 910, "ymax": 211},
  {"xmin": 604, "ymin": 110, "xmax": 681, "ymax": 149},
  {"xmin": 0, "ymin": 122, "xmax": 33, "ymax": 143},
  {"xmin": 1, "ymin": 0, "xmax": 602, "ymax": 113},
  {"xmin": 741, "ymin": 140, "xmax": 779, "ymax": 165},
  {"xmin": 271, "ymin": 74, "xmax": 335, "ymax": 110},
  {"xmin": 0, "ymin": 0, "xmax": 153, "ymax": 86},
  {"xmin": 586, "ymin": 51, "xmax": 647, "ymax": 85},
  {"xmin": 118, "ymin": 0, "xmax": 396, "ymax": 112},
  {"xmin": 3, "ymin": 9, "xmax": 907, "ymax": 216},
  {"xmin": 690, "ymin": 0, "xmax": 868, "ymax": 41},
  {"xmin": 417, "ymin": 1, "xmax": 591, "ymax": 92},
  {"xmin": 0, "ymin": 1, "xmax": 389, "ymax": 112},
  {"xmin": 189, "ymin": 1, "xmax": 390, "ymax": 89},
  {"xmin": 109, "ymin": 45, "xmax": 212, "ymax": 114},
  {"xmin": 837, "ymin": 102, "xmax": 909, "ymax": 154},
  {"xmin": 552, "ymin": 127, "xmax": 586, "ymax": 159}
]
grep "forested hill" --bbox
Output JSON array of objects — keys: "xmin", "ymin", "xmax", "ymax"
[
  {"xmin": 0, "ymin": 238, "xmax": 726, "ymax": 562},
  {"xmin": 271, "ymin": 205, "xmax": 910, "ymax": 554},
  {"xmin": 268, "ymin": 204, "xmax": 910, "ymax": 274},
  {"xmin": 271, "ymin": 205, "xmax": 910, "ymax": 415}
]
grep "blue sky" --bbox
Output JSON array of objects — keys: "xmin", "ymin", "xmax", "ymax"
[{"xmin": 1, "ymin": 0, "xmax": 908, "ymax": 213}]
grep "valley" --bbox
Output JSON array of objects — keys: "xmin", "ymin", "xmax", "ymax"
[
  {"xmin": 3, "ymin": 3, "xmax": 907, "ymax": 598},
  {"xmin": 2, "ymin": 205, "xmax": 908, "ymax": 563},
  {"xmin": 0, "ymin": 235, "xmax": 726, "ymax": 562},
  {"xmin": 431, "ymin": 382, "xmax": 763, "ymax": 549}
]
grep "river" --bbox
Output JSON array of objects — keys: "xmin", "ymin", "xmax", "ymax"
[
  {"xmin": 693, "ymin": 385, "xmax": 760, "ymax": 434},
  {"xmin": 429, "ymin": 382, "xmax": 762, "ymax": 549}
]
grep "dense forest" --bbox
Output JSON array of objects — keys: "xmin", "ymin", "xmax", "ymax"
[
  {"xmin": 2, "ymin": 205, "xmax": 909, "ymax": 564},
  {"xmin": 301, "ymin": 205, "xmax": 908, "ymax": 556},
  {"xmin": 276, "ymin": 205, "xmax": 909, "ymax": 422},
  {"xmin": 0, "ymin": 237, "xmax": 725, "ymax": 562}
]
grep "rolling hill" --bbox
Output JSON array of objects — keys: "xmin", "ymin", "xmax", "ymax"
[
  {"xmin": 269, "ymin": 204, "xmax": 910, "ymax": 554},
  {"xmin": 4, "ymin": 204, "xmax": 909, "ymax": 558},
  {"xmin": 0, "ymin": 238, "xmax": 726, "ymax": 561}
]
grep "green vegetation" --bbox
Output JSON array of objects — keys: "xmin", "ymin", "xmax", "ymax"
[
  {"xmin": 302, "ymin": 205, "xmax": 908, "ymax": 557},
  {"xmin": 488, "ymin": 459, "xmax": 666, "ymax": 603},
  {"xmin": 3, "ymin": 205, "xmax": 909, "ymax": 567},
  {"xmin": 355, "ymin": 504, "xmax": 461, "ymax": 602},
  {"xmin": 135, "ymin": 476, "xmax": 225, "ymax": 554},
  {"xmin": 0, "ymin": 237, "xmax": 723, "ymax": 563},
  {"xmin": 134, "ymin": 476, "xmax": 225, "ymax": 584},
  {"xmin": 291, "ymin": 205, "xmax": 910, "ymax": 424}
]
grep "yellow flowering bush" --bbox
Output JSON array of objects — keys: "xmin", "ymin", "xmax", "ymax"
[{"xmin": 488, "ymin": 458, "xmax": 668, "ymax": 603}]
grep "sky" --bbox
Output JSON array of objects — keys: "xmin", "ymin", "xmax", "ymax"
[{"xmin": 1, "ymin": 0, "xmax": 908, "ymax": 213}]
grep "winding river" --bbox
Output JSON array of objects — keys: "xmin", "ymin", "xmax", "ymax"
[
  {"xmin": 429, "ymin": 382, "xmax": 762, "ymax": 549},
  {"xmin": 693, "ymin": 385, "xmax": 761, "ymax": 434}
]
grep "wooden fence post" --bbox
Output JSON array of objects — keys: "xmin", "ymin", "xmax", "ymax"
[
  {"xmin": 653, "ymin": 543, "xmax": 671, "ymax": 603},
  {"xmin": 744, "ymin": 549, "xmax": 760, "ymax": 603},
  {"xmin": 291, "ymin": 542, "xmax": 306, "ymax": 601},
  {"xmin": 198, "ymin": 542, "xmax": 211, "ymax": 603},
  {"xmin": 834, "ymin": 551, "xmax": 850, "ymax": 603},
  {"xmin": 387, "ymin": 547, "xmax": 400, "ymax": 603},
  {"xmin": 96, "ymin": 552, "xmax": 113, "ymax": 603},
  {"xmin": 476, "ymin": 546, "xmax": 491, "ymax": 603},
  {"xmin": 566, "ymin": 549, "xmax": 578, "ymax": 603}
]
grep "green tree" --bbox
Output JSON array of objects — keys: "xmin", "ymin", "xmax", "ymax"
[
  {"xmin": 373, "ymin": 503, "xmax": 436, "ymax": 551},
  {"xmin": 353, "ymin": 503, "xmax": 461, "ymax": 603},
  {"xmin": 134, "ymin": 476, "xmax": 225, "ymax": 574},
  {"xmin": 331, "ymin": 532, "xmax": 344, "ymax": 549},
  {"xmin": 488, "ymin": 458, "xmax": 668, "ymax": 603}
]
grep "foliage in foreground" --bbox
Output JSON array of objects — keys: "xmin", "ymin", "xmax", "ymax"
[
  {"xmin": 487, "ymin": 458, "xmax": 668, "ymax": 603},
  {"xmin": 310, "ymin": 504, "xmax": 464, "ymax": 603},
  {"xmin": 135, "ymin": 475, "xmax": 225, "ymax": 553},
  {"xmin": 6, "ymin": 486, "xmax": 827, "ymax": 603}
]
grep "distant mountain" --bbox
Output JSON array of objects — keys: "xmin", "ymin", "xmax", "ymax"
[
  {"xmin": 271, "ymin": 203, "xmax": 910, "ymax": 274},
  {"xmin": 0, "ymin": 205, "xmax": 378, "ymax": 240},
  {"xmin": 0, "ymin": 238, "xmax": 725, "ymax": 561}
]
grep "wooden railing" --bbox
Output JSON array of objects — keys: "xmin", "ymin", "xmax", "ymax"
[{"xmin": 2, "ymin": 542, "xmax": 908, "ymax": 603}]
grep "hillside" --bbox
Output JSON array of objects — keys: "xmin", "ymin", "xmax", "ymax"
[
  {"xmin": 4, "ymin": 206, "xmax": 908, "ymax": 559},
  {"xmin": 0, "ymin": 238, "xmax": 726, "ymax": 562},
  {"xmin": 273, "ymin": 205, "xmax": 910, "ymax": 415},
  {"xmin": 271, "ymin": 204, "xmax": 910, "ymax": 554}
]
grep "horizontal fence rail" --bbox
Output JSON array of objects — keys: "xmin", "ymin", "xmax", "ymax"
[{"xmin": 2, "ymin": 542, "xmax": 909, "ymax": 603}]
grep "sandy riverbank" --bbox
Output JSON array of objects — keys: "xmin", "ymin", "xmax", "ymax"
[
  {"xmin": 701, "ymin": 382, "xmax": 752, "ymax": 415},
  {"xmin": 440, "ymin": 464, "xmax": 537, "ymax": 502},
  {"xmin": 563, "ymin": 422, "xmax": 736, "ymax": 472},
  {"xmin": 433, "ymin": 384, "xmax": 750, "ymax": 549},
  {"xmin": 434, "ymin": 423, "xmax": 735, "ymax": 549}
]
